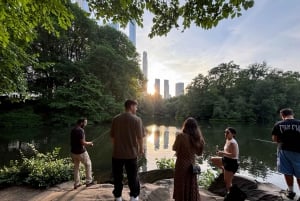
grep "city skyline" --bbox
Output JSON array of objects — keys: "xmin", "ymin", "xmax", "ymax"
[{"xmin": 136, "ymin": 0, "xmax": 300, "ymax": 97}]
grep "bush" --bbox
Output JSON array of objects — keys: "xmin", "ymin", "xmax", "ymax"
[
  {"xmin": 155, "ymin": 158, "xmax": 175, "ymax": 169},
  {"xmin": 198, "ymin": 169, "xmax": 216, "ymax": 189},
  {"xmin": 0, "ymin": 143, "xmax": 74, "ymax": 189}
]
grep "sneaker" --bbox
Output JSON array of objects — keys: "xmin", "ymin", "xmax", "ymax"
[
  {"xmin": 130, "ymin": 196, "xmax": 139, "ymax": 201},
  {"xmin": 73, "ymin": 184, "xmax": 82, "ymax": 189},
  {"xmin": 86, "ymin": 181, "xmax": 96, "ymax": 187},
  {"xmin": 286, "ymin": 189, "xmax": 296, "ymax": 199},
  {"xmin": 115, "ymin": 197, "xmax": 122, "ymax": 201}
]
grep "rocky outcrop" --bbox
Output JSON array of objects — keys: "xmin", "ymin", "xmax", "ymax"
[
  {"xmin": 0, "ymin": 171, "xmax": 294, "ymax": 201},
  {"xmin": 208, "ymin": 173, "xmax": 292, "ymax": 201}
]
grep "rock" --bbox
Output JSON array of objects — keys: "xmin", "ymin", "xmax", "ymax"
[
  {"xmin": 208, "ymin": 173, "xmax": 291, "ymax": 201},
  {"xmin": 0, "ymin": 171, "xmax": 294, "ymax": 201}
]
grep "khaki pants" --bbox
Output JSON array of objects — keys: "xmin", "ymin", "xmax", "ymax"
[{"xmin": 71, "ymin": 151, "xmax": 92, "ymax": 186}]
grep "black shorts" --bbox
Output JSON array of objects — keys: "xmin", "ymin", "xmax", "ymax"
[{"xmin": 222, "ymin": 156, "xmax": 239, "ymax": 173}]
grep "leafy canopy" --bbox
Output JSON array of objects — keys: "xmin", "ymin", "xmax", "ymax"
[{"xmin": 87, "ymin": 0, "xmax": 254, "ymax": 38}]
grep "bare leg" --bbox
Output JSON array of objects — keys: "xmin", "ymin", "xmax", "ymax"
[
  {"xmin": 284, "ymin": 174, "xmax": 294, "ymax": 188},
  {"xmin": 297, "ymin": 178, "xmax": 300, "ymax": 190},
  {"xmin": 224, "ymin": 170, "xmax": 234, "ymax": 192},
  {"xmin": 211, "ymin": 157, "xmax": 224, "ymax": 170}
]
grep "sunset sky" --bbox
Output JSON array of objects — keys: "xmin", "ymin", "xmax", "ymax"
[{"xmin": 135, "ymin": 0, "xmax": 300, "ymax": 96}]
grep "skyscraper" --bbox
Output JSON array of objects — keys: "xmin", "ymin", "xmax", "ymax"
[
  {"xmin": 142, "ymin": 51, "xmax": 148, "ymax": 79},
  {"xmin": 155, "ymin": 79, "xmax": 160, "ymax": 95},
  {"xmin": 164, "ymin": 80, "xmax": 170, "ymax": 99},
  {"xmin": 142, "ymin": 51, "xmax": 148, "ymax": 92},
  {"xmin": 129, "ymin": 20, "xmax": 136, "ymax": 47},
  {"xmin": 175, "ymin": 82, "xmax": 184, "ymax": 96}
]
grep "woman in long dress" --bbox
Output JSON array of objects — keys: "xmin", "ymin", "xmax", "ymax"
[{"xmin": 173, "ymin": 117, "xmax": 205, "ymax": 201}]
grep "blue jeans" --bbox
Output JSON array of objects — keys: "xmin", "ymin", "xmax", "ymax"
[{"xmin": 112, "ymin": 157, "xmax": 140, "ymax": 198}]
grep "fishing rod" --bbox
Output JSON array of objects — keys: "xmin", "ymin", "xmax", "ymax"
[
  {"xmin": 91, "ymin": 129, "xmax": 110, "ymax": 143},
  {"xmin": 253, "ymin": 138, "xmax": 277, "ymax": 144}
]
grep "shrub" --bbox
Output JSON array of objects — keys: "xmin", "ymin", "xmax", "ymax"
[
  {"xmin": 198, "ymin": 168, "xmax": 216, "ymax": 189},
  {"xmin": 0, "ymin": 143, "xmax": 74, "ymax": 189},
  {"xmin": 155, "ymin": 158, "xmax": 175, "ymax": 169}
]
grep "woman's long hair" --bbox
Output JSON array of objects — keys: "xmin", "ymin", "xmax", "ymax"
[{"xmin": 182, "ymin": 117, "xmax": 205, "ymax": 152}]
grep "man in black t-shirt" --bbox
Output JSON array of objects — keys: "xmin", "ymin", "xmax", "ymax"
[
  {"xmin": 70, "ymin": 118, "xmax": 94, "ymax": 189},
  {"xmin": 272, "ymin": 108, "xmax": 300, "ymax": 200}
]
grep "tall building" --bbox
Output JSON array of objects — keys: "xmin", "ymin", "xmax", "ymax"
[
  {"xmin": 142, "ymin": 51, "xmax": 148, "ymax": 92},
  {"xmin": 74, "ymin": 0, "xmax": 120, "ymax": 31},
  {"xmin": 129, "ymin": 20, "xmax": 136, "ymax": 46},
  {"xmin": 175, "ymin": 82, "xmax": 184, "ymax": 96},
  {"xmin": 142, "ymin": 51, "xmax": 148, "ymax": 79},
  {"xmin": 73, "ymin": 0, "xmax": 89, "ymax": 12},
  {"xmin": 154, "ymin": 79, "xmax": 160, "ymax": 95},
  {"xmin": 164, "ymin": 80, "xmax": 170, "ymax": 99}
]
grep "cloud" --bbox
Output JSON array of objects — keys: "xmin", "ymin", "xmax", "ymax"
[{"xmin": 136, "ymin": 0, "xmax": 300, "ymax": 96}]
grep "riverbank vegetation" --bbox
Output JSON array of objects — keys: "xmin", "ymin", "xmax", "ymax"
[
  {"xmin": 162, "ymin": 61, "xmax": 300, "ymax": 124},
  {"xmin": 0, "ymin": 144, "xmax": 75, "ymax": 189}
]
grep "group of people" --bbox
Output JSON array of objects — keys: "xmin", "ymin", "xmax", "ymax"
[{"xmin": 70, "ymin": 102, "xmax": 300, "ymax": 201}]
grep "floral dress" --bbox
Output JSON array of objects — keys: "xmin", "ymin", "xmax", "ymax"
[{"xmin": 173, "ymin": 132, "xmax": 202, "ymax": 201}]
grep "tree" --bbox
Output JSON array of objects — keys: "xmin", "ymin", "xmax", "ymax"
[
  {"xmin": 0, "ymin": 0, "xmax": 73, "ymax": 48},
  {"xmin": 87, "ymin": 0, "xmax": 254, "ymax": 38},
  {"xmin": 0, "ymin": 0, "xmax": 74, "ymax": 94}
]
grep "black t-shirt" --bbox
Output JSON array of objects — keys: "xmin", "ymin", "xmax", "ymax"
[
  {"xmin": 70, "ymin": 126, "xmax": 86, "ymax": 154},
  {"xmin": 272, "ymin": 118, "xmax": 300, "ymax": 153}
]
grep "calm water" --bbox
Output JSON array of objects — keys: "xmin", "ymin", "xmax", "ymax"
[{"xmin": 0, "ymin": 121, "xmax": 295, "ymax": 192}]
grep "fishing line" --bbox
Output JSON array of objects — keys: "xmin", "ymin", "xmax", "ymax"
[
  {"xmin": 253, "ymin": 138, "xmax": 276, "ymax": 144},
  {"xmin": 91, "ymin": 129, "xmax": 110, "ymax": 143}
]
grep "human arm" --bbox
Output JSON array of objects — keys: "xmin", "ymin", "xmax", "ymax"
[
  {"xmin": 80, "ymin": 136, "xmax": 93, "ymax": 147},
  {"xmin": 271, "ymin": 123, "xmax": 280, "ymax": 143},
  {"xmin": 137, "ymin": 137, "xmax": 144, "ymax": 156},
  {"xmin": 136, "ymin": 117, "xmax": 144, "ymax": 156},
  {"xmin": 272, "ymin": 135, "xmax": 279, "ymax": 143}
]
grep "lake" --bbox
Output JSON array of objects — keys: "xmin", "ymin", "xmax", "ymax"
[{"xmin": 0, "ymin": 120, "xmax": 294, "ymax": 192}]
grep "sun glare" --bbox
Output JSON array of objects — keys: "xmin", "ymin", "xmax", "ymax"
[{"xmin": 147, "ymin": 84, "xmax": 156, "ymax": 95}]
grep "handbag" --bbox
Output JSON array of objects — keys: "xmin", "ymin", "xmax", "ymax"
[{"xmin": 191, "ymin": 164, "xmax": 201, "ymax": 174}]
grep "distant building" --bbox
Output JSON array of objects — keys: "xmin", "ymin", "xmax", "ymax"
[
  {"xmin": 164, "ymin": 80, "xmax": 170, "ymax": 99},
  {"xmin": 175, "ymin": 82, "xmax": 184, "ymax": 96},
  {"xmin": 129, "ymin": 20, "xmax": 136, "ymax": 47},
  {"xmin": 142, "ymin": 51, "xmax": 148, "ymax": 79},
  {"xmin": 155, "ymin": 79, "xmax": 160, "ymax": 95},
  {"xmin": 142, "ymin": 51, "xmax": 148, "ymax": 92}
]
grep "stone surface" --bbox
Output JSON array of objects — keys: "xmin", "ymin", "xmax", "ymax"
[{"xmin": 0, "ymin": 172, "xmax": 296, "ymax": 201}]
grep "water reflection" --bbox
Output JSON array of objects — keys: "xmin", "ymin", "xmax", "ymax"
[
  {"xmin": 164, "ymin": 128, "xmax": 169, "ymax": 149},
  {"xmin": 0, "ymin": 122, "xmax": 289, "ymax": 191}
]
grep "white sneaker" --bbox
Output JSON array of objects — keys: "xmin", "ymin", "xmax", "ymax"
[
  {"xmin": 115, "ymin": 197, "xmax": 122, "ymax": 201},
  {"xmin": 130, "ymin": 196, "xmax": 139, "ymax": 201}
]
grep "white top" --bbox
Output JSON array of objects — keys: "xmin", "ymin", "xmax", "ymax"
[{"xmin": 224, "ymin": 138, "xmax": 239, "ymax": 159}]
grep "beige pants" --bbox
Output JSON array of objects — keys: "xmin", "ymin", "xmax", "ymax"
[{"xmin": 71, "ymin": 151, "xmax": 92, "ymax": 186}]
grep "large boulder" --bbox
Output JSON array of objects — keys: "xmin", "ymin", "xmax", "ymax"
[{"xmin": 208, "ymin": 173, "xmax": 289, "ymax": 201}]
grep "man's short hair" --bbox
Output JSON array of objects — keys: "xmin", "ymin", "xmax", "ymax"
[
  {"xmin": 77, "ymin": 117, "xmax": 87, "ymax": 125},
  {"xmin": 280, "ymin": 108, "xmax": 294, "ymax": 116},
  {"xmin": 124, "ymin": 99, "xmax": 138, "ymax": 110}
]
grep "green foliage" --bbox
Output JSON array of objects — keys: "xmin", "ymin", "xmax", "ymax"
[
  {"xmin": 0, "ymin": 106, "xmax": 43, "ymax": 127},
  {"xmin": 165, "ymin": 61, "xmax": 300, "ymax": 123},
  {"xmin": 155, "ymin": 158, "xmax": 175, "ymax": 169},
  {"xmin": 0, "ymin": 0, "xmax": 74, "ymax": 94},
  {"xmin": 87, "ymin": 0, "xmax": 254, "ymax": 38},
  {"xmin": 0, "ymin": 144, "xmax": 73, "ymax": 189},
  {"xmin": 198, "ymin": 169, "xmax": 216, "ymax": 189}
]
